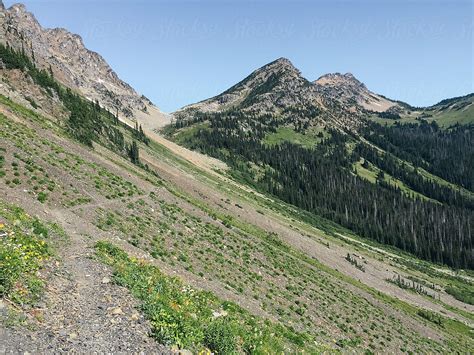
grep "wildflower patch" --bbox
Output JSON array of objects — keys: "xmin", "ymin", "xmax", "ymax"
[{"xmin": 0, "ymin": 201, "xmax": 52, "ymax": 305}]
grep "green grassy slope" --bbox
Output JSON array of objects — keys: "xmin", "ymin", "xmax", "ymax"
[
  {"xmin": 370, "ymin": 93, "xmax": 474, "ymax": 127},
  {"xmin": 263, "ymin": 127, "xmax": 321, "ymax": 148}
]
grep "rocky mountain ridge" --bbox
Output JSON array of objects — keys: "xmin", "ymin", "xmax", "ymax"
[
  {"xmin": 179, "ymin": 58, "xmax": 312, "ymax": 114},
  {"xmin": 314, "ymin": 72, "xmax": 397, "ymax": 113},
  {"xmin": 0, "ymin": 1, "xmax": 168, "ymax": 125},
  {"xmin": 174, "ymin": 57, "xmax": 401, "ymax": 131}
]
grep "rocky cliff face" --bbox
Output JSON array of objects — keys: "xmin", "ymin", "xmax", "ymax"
[
  {"xmin": 0, "ymin": 2, "xmax": 168, "ymax": 125},
  {"xmin": 175, "ymin": 58, "xmax": 400, "ymax": 130},
  {"xmin": 314, "ymin": 72, "xmax": 396, "ymax": 113}
]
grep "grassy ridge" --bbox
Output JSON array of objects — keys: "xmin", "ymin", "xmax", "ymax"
[
  {"xmin": 263, "ymin": 127, "xmax": 320, "ymax": 149},
  {"xmin": 369, "ymin": 95, "xmax": 474, "ymax": 127}
]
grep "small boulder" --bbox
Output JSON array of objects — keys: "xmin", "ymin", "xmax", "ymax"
[
  {"xmin": 101, "ymin": 277, "xmax": 111, "ymax": 284},
  {"xmin": 110, "ymin": 307, "xmax": 123, "ymax": 315}
]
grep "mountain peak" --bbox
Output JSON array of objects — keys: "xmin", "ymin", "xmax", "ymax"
[
  {"xmin": 314, "ymin": 72, "xmax": 365, "ymax": 88},
  {"xmin": 0, "ymin": 2, "xmax": 168, "ymax": 125},
  {"xmin": 314, "ymin": 72, "xmax": 397, "ymax": 112},
  {"xmin": 257, "ymin": 57, "xmax": 300, "ymax": 77},
  {"xmin": 269, "ymin": 57, "xmax": 293, "ymax": 66},
  {"xmin": 177, "ymin": 57, "xmax": 309, "ymax": 115},
  {"xmin": 9, "ymin": 3, "xmax": 28, "ymax": 14},
  {"xmin": 177, "ymin": 58, "xmax": 399, "ymax": 122}
]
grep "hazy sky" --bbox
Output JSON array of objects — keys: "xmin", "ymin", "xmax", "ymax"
[{"xmin": 5, "ymin": 0, "xmax": 473, "ymax": 112}]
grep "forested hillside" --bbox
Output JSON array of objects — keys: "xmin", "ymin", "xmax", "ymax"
[
  {"xmin": 361, "ymin": 121, "xmax": 473, "ymax": 191},
  {"xmin": 165, "ymin": 91, "xmax": 474, "ymax": 269}
]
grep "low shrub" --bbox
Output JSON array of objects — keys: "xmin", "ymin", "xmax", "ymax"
[{"xmin": 94, "ymin": 241, "xmax": 319, "ymax": 353}]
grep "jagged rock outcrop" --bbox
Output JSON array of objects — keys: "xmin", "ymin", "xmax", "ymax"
[
  {"xmin": 314, "ymin": 72, "xmax": 396, "ymax": 112},
  {"xmin": 0, "ymin": 1, "xmax": 168, "ymax": 125}
]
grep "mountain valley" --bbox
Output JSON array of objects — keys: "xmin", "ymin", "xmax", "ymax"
[{"xmin": 0, "ymin": 2, "xmax": 473, "ymax": 354}]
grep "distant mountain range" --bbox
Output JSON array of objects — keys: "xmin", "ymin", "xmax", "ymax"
[
  {"xmin": 0, "ymin": 0, "xmax": 470, "ymax": 132},
  {"xmin": 174, "ymin": 57, "xmax": 473, "ymax": 131}
]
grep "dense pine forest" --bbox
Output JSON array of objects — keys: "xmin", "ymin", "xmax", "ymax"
[
  {"xmin": 168, "ymin": 112, "xmax": 474, "ymax": 269},
  {"xmin": 361, "ymin": 121, "xmax": 473, "ymax": 191},
  {"xmin": 354, "ymin": 141, "xmax": 473, "ymax": 210}
]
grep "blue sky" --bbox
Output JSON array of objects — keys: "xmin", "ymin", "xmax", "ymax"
[{"xmin": 5, "ymin": 0, "xmax": 473, "ymax": 112}]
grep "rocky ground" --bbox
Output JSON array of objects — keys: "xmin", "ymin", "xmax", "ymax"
[{"xmin": 0, "ymin": 191, "xmax": 169, "ymax": 354}]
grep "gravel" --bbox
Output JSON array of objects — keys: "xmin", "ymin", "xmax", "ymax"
[{"xmin": 0, "ymin": 199, "xmax": 170, "ymax": 354}]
